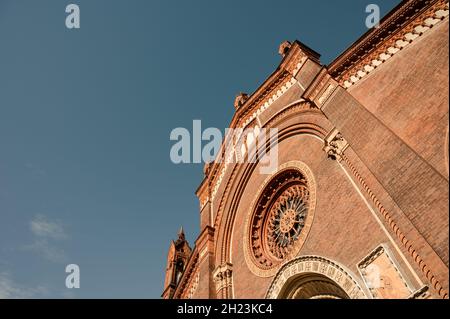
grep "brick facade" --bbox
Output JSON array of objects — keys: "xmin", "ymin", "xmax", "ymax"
[{"xmin": 163, "ymin": 0, "xmax": 449, "ymax": 299}]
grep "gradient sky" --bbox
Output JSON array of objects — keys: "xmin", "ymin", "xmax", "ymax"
[{"xmin": 0, "ymin": 0, "xmax": 400, "ymax": 298}]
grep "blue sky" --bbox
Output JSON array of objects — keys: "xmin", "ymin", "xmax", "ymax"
[{"xmin": 0, "ymin": 0, "xmax": 400, "ymax": 298}]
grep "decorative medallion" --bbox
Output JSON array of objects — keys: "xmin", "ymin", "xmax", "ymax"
[{"xmin": 243, "ymin": 161, "xmax": 316, "ymax": 277}]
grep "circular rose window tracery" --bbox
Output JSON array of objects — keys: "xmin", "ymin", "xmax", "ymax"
[
  {"xmin": 266, "ymin": 184, "xmax": 309, "ymax": 260},
  {"xmin": 244, "ymin": 162, "xmax": 316, "ymax": 277}
]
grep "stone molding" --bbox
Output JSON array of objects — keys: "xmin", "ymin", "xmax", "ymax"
[
  {"xmin": 409, "ymin": 286, "xmax": 431, "ymax": 299},
  {"xmin": 265, "ymin": 255, "xmax": 367, "ymax": 299}
]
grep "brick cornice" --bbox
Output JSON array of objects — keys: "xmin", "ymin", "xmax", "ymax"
[
  {"xmin": 234, "ymin": 40, "xmax": 320, "ymax": 127},
  {"xmin": 196, "ymin": 0, "xmax": 450, "ymax": 209},
  {"xmin": 328, "ymin": 0, "xmax": 449, "ymax": 88}
]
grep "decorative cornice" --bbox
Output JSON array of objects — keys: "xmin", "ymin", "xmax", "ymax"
[
  {"xmin": 329, "ymin": 0, "xmax": 449, "ymax": 88},
  {"xmin": 197, "ymin": 0, "xmax": 450, "ymax": 209}
]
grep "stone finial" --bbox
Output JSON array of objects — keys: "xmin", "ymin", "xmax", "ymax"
[
  {"xmin": 234, "ymin": 92, "xmax": 249, "ymax": 110},
  {"xmin": 278, "ymin": 40, "xmax": 292, "ymax": 57},
  {"xmin": 177, "ymin": 226, "xmax": 185, "ymax": 241}
]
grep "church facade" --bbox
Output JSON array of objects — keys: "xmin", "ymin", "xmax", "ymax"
[{"xmin": 163, "ymin": 0, "xmax": 449, "ymax": 299}]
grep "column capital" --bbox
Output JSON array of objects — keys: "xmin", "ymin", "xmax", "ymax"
[
  {"xmin": 323, "ymin": 128, "xmax": 349, "ymax": 162},
  {"xmin": 213, "ymin": 262, "xmax": 233, "ymax": 298}
]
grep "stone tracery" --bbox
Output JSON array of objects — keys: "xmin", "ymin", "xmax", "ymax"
[
  {"xmin": 244, "ymin": 162, "xmax": 317, "ymax": 277},
  {"xmin": 266, "ymin": 184, "xmax": 309, "ymax": 260}
]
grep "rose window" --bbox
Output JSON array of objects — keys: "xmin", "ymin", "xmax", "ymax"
[
  {"xmin": 246, "ymin": 169, "xmax": 313, "ymax": 273},
  {"xmin": 266, "ymin": 184, "xmax": 309, "ymax": 259}
]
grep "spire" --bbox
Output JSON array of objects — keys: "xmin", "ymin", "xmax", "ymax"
[{"xmin": 162, "ymin": 225, "xmax": 192, "ymax": 298}]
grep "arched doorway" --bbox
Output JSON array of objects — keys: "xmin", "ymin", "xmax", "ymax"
[
  {"xmin": 266, "ymin": 256, "xmax": 367, "ymax": 299},
  {"xmin": 278, "ymin": 273, "xmax": 350, "ymax": 299}
]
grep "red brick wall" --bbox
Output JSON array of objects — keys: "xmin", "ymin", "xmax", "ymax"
[
  {"xmin": 348, "ymin": 20, "xmax": 449, "ymax": 180},
  {"xmin": 230, "ymin": 132, "xmax": 389, "ymax": 298},
  {"xmin": 183, "ymin": 17, "xmax": 449, "ymax": 300}
]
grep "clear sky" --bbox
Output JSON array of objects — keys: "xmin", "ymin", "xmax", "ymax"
[{"xmin": 0, "ymin": 0, "xmax": 400, "ymax": 298}]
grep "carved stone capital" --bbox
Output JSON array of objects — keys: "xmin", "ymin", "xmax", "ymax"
[
  {"xmin": 323, "ymin": 129, "xmax": 348, "ymax": 161},
  {"xmin": 213, "ymin": 262, "xmax": 233, "ymax": 297}
]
